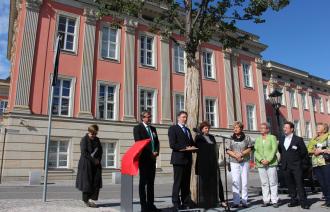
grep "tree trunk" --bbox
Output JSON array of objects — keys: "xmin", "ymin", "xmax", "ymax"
[{"xmin": 184, "ymin": 51, "xmax": 201, "ymax": 204}]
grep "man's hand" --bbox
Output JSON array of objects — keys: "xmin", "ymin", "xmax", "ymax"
[
  {"xmin": 261, "ymin": 160, "xmax": 269, "ymax": 166},
  {"xmin": 153, "ymin": 152, "xmax": 159, "ymax": 157},
  {"xmin": 95, "ymin": 159, "xmax": 100, "ymax": 165}
]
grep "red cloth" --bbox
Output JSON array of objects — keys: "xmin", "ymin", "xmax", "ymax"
[{"xmin": 121, "ymin": 139, "xmax": 151, "ymax": 176}]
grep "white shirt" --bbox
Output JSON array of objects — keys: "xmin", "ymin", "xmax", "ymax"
[
  {"xmin": 142, "ymin": 122, "xmax": 153, "ymax": 141},
  {"xmin": 178, "ymin": 123, "xmax": 190, "ymax": 139},
  {"xmin": 284, "ymin": 133, "xmax": 293, "ymax": 150}
]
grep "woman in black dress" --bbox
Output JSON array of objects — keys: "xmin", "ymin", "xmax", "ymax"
[
  {"xmin": 76, "ymin": 124, "xmax": 103, "ymax": 207},
  {"xmin": 195, "ymin": 121, "xmax": 227, "ymax": 209}
]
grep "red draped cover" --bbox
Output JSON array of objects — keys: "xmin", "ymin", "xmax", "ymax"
[{"xmin": 121, "ymin": 139, "xmax": 151, "ymax": 176}]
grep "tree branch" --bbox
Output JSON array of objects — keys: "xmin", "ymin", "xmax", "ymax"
[{"xmin": 192, "ymin": 0, "xmax": 209, "ymax": 27}]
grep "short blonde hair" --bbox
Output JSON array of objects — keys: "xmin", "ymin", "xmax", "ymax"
[
  {"xmin": 317, "ymin": 123, "xmax": 329, "ymax": 133},
  {"xmin": 233, "ymin": 121, "xmax": 244, "ymax": 129},
  {"xmin": 88, "ymin": 124, "xmax": 99, "ymax": 134},
  {"xmin": 260, "ymin": 122, "xmax": 270, "ymax": 129}
]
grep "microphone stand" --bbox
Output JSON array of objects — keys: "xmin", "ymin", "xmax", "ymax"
[{"xmin": 212, "ymin": 133, "xmax": 232, "ymax": 212}]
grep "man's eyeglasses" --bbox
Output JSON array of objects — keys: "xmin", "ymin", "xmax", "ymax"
[{"xmin": 144, "ymin": 116, "xmax": 152, "ymax": 118}]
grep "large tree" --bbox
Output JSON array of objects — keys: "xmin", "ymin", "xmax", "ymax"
[{"xmin": 95, "ymin": 0, "xmax": 289, "ymax": 202}]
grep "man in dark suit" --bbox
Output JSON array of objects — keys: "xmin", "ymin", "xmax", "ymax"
[
  {"xmin": 133, "ymin": 110, "xmax": 160, "ymax": 212},
  {"xmin": 278, "ymin": 121, "xmax": 309, "ymax": 209},
  {"xmin": 168, "ymin": 111, "xmax": 196, "ymax": 210}
]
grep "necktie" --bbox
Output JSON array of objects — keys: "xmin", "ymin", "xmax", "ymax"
[
  {"xmin": 182, "ymin": 126, "xmax": 189, "ymax": 138},
  {"xmin": 147, "ymin": 126, "xmax": 155, "ymax": 152}
]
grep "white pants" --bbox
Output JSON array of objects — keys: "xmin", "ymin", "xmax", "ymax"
[
  {"xmin": 258, "ymin": 166, "xmax": 279, "ymax": 204},
  {"xmin": 230, "ymin": 161, "xmax": 249, "ymax": 205}
]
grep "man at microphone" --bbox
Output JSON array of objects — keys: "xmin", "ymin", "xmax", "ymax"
[{"xmin": 168, "ymin": 111, "xmax": 196, "ymax": 210}]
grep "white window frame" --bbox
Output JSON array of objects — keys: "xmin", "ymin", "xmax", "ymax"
[
  {"xmin": 320, "ymin": 97, "xmax": 324, "ymax": 113},
  {"xmin": 48, "ymin": 138, "xmax": 70, "ymax": 169},
  {"xmin": 246, "ymin": 104, "xmax": 257, "ymax": 131},
  {"xmin": 312, "ymin": 96, "xmax": 317, "ymax": 112},
  {"xmin": 173, "ymin": 92, "xmax": 185, "ymax": 121},
  {"xmin": 172, "ymin": 42, "xmax": 186, "ymax": 73},
  {"xmin": 327, "ymin": 99, "xmax": 330, "ymax": 114},
  {"xmin": 294, "ymin": 120, "xmax": 301, "ymax": 137},
  {"xmin": 263, "ymin": 84, "xmax": 269, "ymax": 101},
  {"xmin": 202, "ymin": 49, "xmax": 216, "ymax": 79},
  {"xmin": 139, "ymin": 33, "xmax": 157, "ymax": 67},
  {"xmin": 242, "ymin": 62, "xmax": 253, "ymax": 88},
  {"xmin": 96, "ymin": 81, "xmax": 120, "ymax": 120},
  {"xmin": 99, "ymin": 24, "xmax": 121, "ymax": 61},
  {"xmin": 55, "ymin": 11, "xmax": 80, "ymax": 53},
  {"xmin": 204, "ymin": 97, "xmax": 218, "ymax": 128},
  {"xmin": 50, "ymin": 75, "xmax": 76, "ymax": 117},
  {"xmin": 289, "ymin": 89, "xmax": 297, "ymax": 108},
  {"xmin": 0, "ymin": 100, "xmax": 8, "ymax": 115},
  {"xmin": 138, "ymin": 87, "xmax": 158, "ymax": 123},
  {"xmin": 301, "ymin": 92, "xmax": 308, "ymax": 110},
  {"xmin": 101, "ymin": 140, "xmax": 118, "ymax": 168},
  {"xmin": 305, "ymin": 121, "xmax": 312, "ymax": 139}
]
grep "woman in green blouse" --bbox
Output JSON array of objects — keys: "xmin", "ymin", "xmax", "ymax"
[
  {"xmin": 307, "ymin": 123, "xmax": 330, "ymax": 208},
  {"xmin": 254, "ymin": 123, "xmax": 279, "ymax": 208}
]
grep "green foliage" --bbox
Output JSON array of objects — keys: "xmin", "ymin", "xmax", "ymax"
[{"xmin": 95, "ymin": 0, "xmax": 289, "ymax": 62}]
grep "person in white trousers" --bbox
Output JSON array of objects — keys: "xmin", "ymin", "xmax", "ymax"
[
  {"xmin": 254, "ymin": 123, "xmax": 279, "ymax": 208},
  {"xmin": 226, "ymin": 121, "xmax": 253, "ymax": 208}
]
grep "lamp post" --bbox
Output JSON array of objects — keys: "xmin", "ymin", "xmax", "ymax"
[{"xmin": 268, "ymin": 89, "xmax": 283, "ymax": 136}]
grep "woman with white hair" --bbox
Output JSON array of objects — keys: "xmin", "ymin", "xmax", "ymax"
[
  {"xmin": 254, "ymin": 122, "xmax": 279, "ymax": 208},
  {"xmin": 226, "ymin": 121, "xmax": 253, "ymax": 208}
]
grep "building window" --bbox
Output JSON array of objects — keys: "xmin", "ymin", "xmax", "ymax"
[
  {"xmin": 305, "ymin": 121, "xmax": 312, "ymax": 139},
  {"xmin": 57, "ymin": 15, "xmax": 77, "ymax": 52},
  {"xmin": 101, "ymin": 142, "xmax": 117, "ymax": 168},
  {"xmin": 140, "ymin": 35, "xmax": 154, "ymax": 67},
  {"xmin": 275, "ymin": 87, "xmax": 285, "ymax": 106},
  {"xmin": 294, "ymin": 120, "xmax": 301, "ymax": 137},
  {"xmin": 175, "ymin": 94, "xmax": 185, "ymax": 118},
  {"xmin": 202, "ymin": 51, "xmax": 214, "ymax": 79},
  {"xmin": 312, "ymin": 96, "xmax": 317, "ymax": 112},
  {"xmin": 101, "ymin": 26, "xmax": 119, "ymax": 60},
  {"xmin": 263, "ymin": 85, "xmax": 269, "ymax": 101},
  {"xmin": 289, "ymin": 90, "xmax": 297, "ymax": 108},
  {"xmin": 266, "ymin": 116, "xmax": 272, "ymax": 133},
  {"xmin": 174, "ymin": 43, "xmax": 185, "ymax": 73},
  {"xmin": 327, "ymin": 99, "xmax": 330, "ymax": 114},
  {"xmin": 205, "ymin": 98, "xmax": 217, "ymax": 127},
  {"xmin": 246, "ymin": 105, "xmax": 256, "ymax": 131},
  {"xmin": 52, "ymin": 79, "xmax": 72, "ymax": 117},
  {"xmin": 0, "ymin": 100, "xmax": 8, "ymax": 115},
  {"xmin": 301, "ymin": 93, "xmax": 308, "ymax": 110},
  {"xmin": 242, "ymin": 63, "xmax": 253, "ymax": 88},
  {"xmin": 139, "ymin": 89, "xmax": 156, "ymax": 122},
  {"xmin": 320, "ymin": 97, "xmax": 324, "ymax": 113},
  {"xmin": 98, "ymin": 84, "xmax": 117, "ymax": 120},
  {"xmin": 49, "ymin": 140, "xmax": 69, "ymax": 168}
]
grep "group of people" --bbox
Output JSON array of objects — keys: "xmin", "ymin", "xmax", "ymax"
[{"xmin": 74, "ymin": 110, "xmax": 330, "ymax": 212}]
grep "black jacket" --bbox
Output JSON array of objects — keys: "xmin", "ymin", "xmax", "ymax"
[
  {"xmin": 168, "ymin": 124, "xmax": 194, "ymax": 165},
  {"xmin": 133, "ymin": 123, "xmax": 160, "ymax": 163},
  {"xmin": 278, "ymin": 134, "xmax": 308, "ymax": 170},
  {"xmin": 195, "ymin": 134, "xmax": 218, "ymax": 176},
  {"xmin": 76, "ymin": 134, "xmax": 103, "ymax": 192}
]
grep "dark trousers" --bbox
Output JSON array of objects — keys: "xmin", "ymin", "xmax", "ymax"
[
  {"xmin": 139, "ymin": 161, "xmax": 156, "ymax": 208},
  {"xmin": 172, "ymin": 164, "xmax": 191, "ymax": 207},
  {"xmin": 218, "ymin": 176, "xmax": 225, "ymax": 202},
  {"xmin": 314, "ymin": 164, "xmax": 330, "ymax": 204},
  {"xmin": 283, "ymin": 167, "xmax": 307, "ymax": 203},
  {"xmin": 82, "ymin": 189, "xmax": 99, "ymax": 203}
]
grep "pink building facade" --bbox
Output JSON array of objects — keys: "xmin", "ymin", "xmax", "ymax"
[{"xmin": 1, "ymin": 0, "xmax": 329, "ymax": 181}]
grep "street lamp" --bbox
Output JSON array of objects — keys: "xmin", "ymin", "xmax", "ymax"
[{"xmin": 268, "ymin": 89, "xmax": 283, "ymax": 135}]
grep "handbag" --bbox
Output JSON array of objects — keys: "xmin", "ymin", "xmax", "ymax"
[{"xmin": 323, "ymin": 139, "xmax": 330, "ymax": 162}]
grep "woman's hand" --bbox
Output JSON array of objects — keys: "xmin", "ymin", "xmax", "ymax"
[
  {"xmin": 94, "ymin": 159, "xmax": 100, "ymax": 165},
  {"xmin": 314, "ymin": 148, "xmax": 323, "ymax": 156}
]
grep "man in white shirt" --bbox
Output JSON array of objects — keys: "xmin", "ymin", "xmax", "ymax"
[{"xmin": 278, "ymin": 121, "xmax": 309, "ymax": 209}]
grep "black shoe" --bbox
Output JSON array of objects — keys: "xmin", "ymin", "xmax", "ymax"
[
  {"xmin": 242, "ymin": 203, "xmax": 248, "ymax": 208},
  {"xmin": 288, "ymin": 200, "xmax": 299, "ymax": 207},
  {"xmin": 261, "ymin": 202, "xmax": 270, "ymax": 207},
  {"xmin": 273, "ymin": 203, "xmax": 279, "ymax": 208},
  {"xmin": 301, "ymin": 204, "xmax": 310, "ymax": 210},
  {"xmin": 231, "ymin": 204, "xmax": 239, "ymax": 208},
  {"xmin": 171, "ymin": 206, "xmax": 179, "ymax": 212}
]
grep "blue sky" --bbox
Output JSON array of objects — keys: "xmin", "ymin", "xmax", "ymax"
[{"xmin": 0, "ymin": 0, "xmax": 329, "ymax": 80}]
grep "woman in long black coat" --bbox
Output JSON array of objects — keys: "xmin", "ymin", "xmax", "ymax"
[
  {"xmin": 195, "ymin": 121, "xmax": 227, "ymax": 209},
  {"xmin": 76, "ymin": 124, "xmax": 103, "ymax": 207}
]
